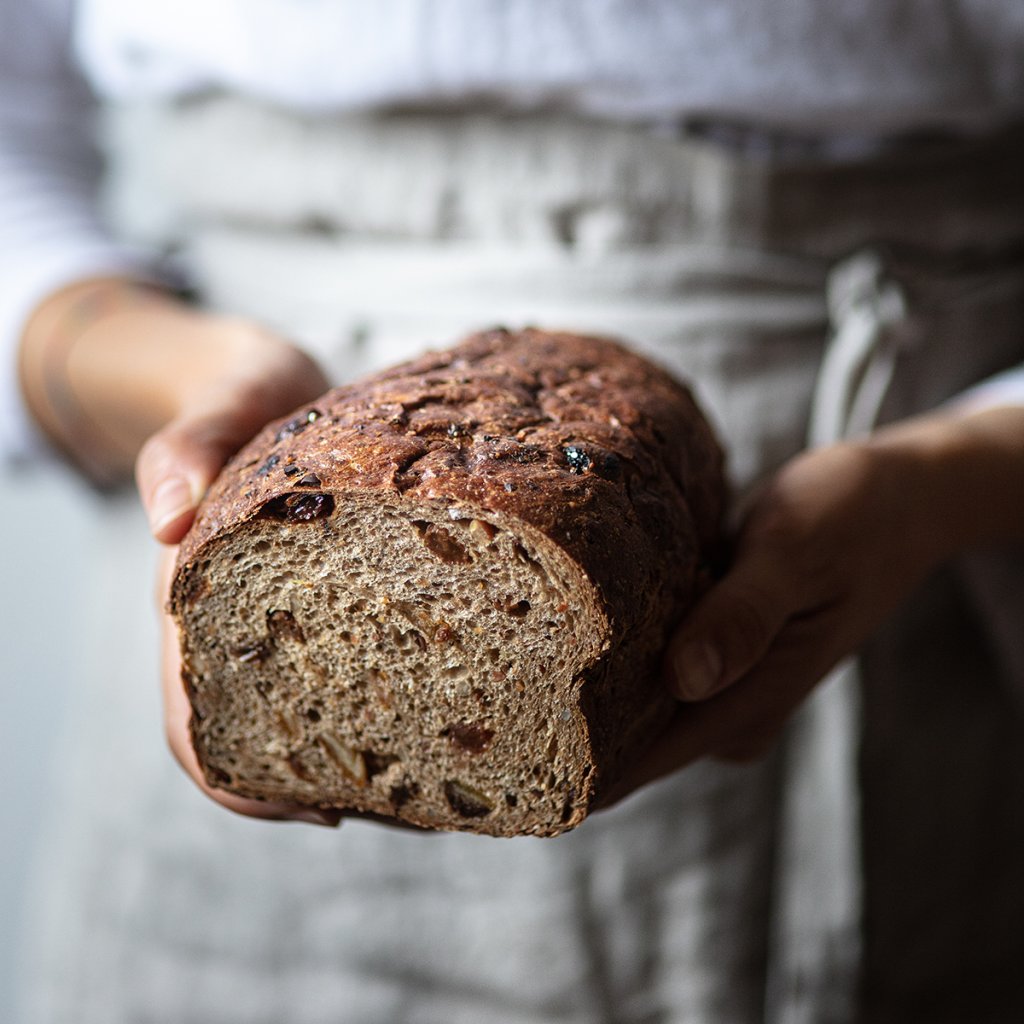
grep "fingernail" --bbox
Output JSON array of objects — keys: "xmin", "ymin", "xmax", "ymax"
[
  {"xmin": 287, "ymin": 808, "xmax": 342, "ymax": 828},
  {"xmin": 672, "ymin": 642, "xmax": 722, "ymax": 701},
  {"xmin": 149, "ymin": 476, "xmax": 197, "ymax": 535}
]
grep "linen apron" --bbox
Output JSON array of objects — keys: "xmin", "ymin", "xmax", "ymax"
[{"xmin": 16, "ymin": 100, "xmax": 1024, "ymax": 1024}]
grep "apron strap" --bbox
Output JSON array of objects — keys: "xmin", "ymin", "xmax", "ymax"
[
  {"xmin": 810, "ymin": 251, "xmax": 910, "ymax": 447},
  {"xmin": 771, "ymin": 250, "xmax": 911, "ymax": 1024}
]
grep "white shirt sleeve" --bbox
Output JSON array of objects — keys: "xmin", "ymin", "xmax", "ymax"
[
  {"xmin": 0, "ymin": 0, "xmax": 164, "ymax": 462},
  {"xmin": 954, "ymin": 364, "xmax": 1024, "ymax": 412}
]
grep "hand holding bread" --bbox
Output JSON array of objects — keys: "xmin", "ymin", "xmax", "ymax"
[{"xmin": 616, "ymin": 403, "xmax": 1024, "ymax": 798}]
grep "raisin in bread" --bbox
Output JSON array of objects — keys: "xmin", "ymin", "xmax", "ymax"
[{"xmin": 170, "ymin": 328, "xmax": 725, "ymax": 836}]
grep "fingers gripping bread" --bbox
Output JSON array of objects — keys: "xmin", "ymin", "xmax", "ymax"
[{"xmin": 170, "ymin": 329, "xmax": 725, "ymax": 836}]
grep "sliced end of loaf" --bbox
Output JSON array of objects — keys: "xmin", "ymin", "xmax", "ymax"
[{"xmin": 174, "ymin": 491, "xmax": 610, "ymax": 836}]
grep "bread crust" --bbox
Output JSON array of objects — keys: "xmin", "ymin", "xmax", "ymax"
[{"xmin": 171, "ymin": 328, "xmax": 725, "ymax": 834}]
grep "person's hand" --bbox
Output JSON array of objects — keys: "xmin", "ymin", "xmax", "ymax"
[
  {"xmin": 607, "ymin": 404, "xmax": 1024, "ymax": 801},
  {"xmin": 133, "ymin": 313, "xmax": 327, "ymax": 544}
]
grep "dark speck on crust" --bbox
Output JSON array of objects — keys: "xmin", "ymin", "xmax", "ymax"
[
  {"xmin": 600, "ymin": 452, "xmax": 622, "ymax": 479},
  {"xmin": 275, "ymin": 408, "xmax": 323, "ymax": 443},
  {"xmin": 255, "ymin": 454, "xmax": 280, "ymax": 477},
  {"xmin": 563, "ymin": 446, "xmax": 592, "ymax": 474}
]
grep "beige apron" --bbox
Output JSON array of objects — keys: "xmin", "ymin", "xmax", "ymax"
[{"xmin": 17, "ymin": 101, "xmax": 1024, "ymax": 1024}]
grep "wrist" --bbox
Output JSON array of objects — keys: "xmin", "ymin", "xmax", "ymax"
[{"xmin": 864, "ymin": 404, "xmax": 1024, "ymax": 560}]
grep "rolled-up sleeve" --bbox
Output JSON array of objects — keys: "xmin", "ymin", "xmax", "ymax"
[{"xmin": 0, "ymin": 0, "xmax": 160, "ymax": 461}]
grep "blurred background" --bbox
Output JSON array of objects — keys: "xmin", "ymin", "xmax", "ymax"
[
  {"xmin": 0, "ymin": 474, "xmax": 155, "ymax": 1018},
  {"xmin": 0, "ymin": 470, "xmax": 89, "ymax": 1012}
]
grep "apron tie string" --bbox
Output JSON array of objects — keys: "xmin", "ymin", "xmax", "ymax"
[
  {"xmin": 771, "ymin": 250, "xmax": 911, "ymax": 1024},
  {"xmin": 810, "ymin": 250, "xmax": 911, "ymax": 447}
]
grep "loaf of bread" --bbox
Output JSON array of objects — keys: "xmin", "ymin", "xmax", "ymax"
[{"xmin": 170, "ymin": 328, "xmax": 724, "ymax": 836}]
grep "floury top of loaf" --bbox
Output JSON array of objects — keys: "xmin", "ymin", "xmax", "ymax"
[{"xmin": 171, "ymin": 328, "xmax": 725, "ymax": 836}]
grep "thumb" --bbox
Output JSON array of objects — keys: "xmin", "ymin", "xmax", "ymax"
[
  {"xmin": 136, "ymin": 406, "xmax": 258, "ymax": 545},
  {"xmin": 665, "ymin": 548, "xmax": 797, "ymax": 702},
  {"xmin": 136, "ymin": 343, "xmax": 328, "ymax": 545}
]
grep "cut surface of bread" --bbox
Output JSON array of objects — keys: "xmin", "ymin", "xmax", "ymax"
[
  {"xmin": 171, "ymin": 328, "xmax": 724, "ymax": 836},
  {"xmin": 179, "ymin": 495, "xmax": 608, "ymax": 834}
]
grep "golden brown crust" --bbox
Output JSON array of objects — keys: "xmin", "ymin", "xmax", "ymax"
[{"xmin": 176, "ymin": 328, "xmax": 723, "ymax": 617}]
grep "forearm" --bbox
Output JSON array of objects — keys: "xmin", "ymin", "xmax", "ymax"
[
  {"xmin": 866, "ymin": 403, "xmax": 1024, "ymax": 560},
  {"xmin": 17, "ymin": 277, "xmax": 216, "ymax": 481}
]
